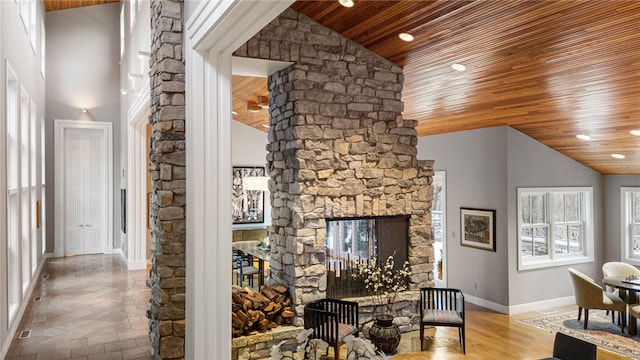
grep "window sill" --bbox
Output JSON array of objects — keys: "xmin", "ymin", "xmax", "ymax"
[{"xmin": 519, "ymin": 255, "xmax": 593, "ymax": 271}]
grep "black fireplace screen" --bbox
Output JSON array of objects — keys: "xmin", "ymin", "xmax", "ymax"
[{"xmin": 325, "ymin": 215, "xmax": 409, "ymax": 299}]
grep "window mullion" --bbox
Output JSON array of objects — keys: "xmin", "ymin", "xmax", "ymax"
[{"xmin": 547, "ymin": 193, "xmax": 554, "ymax": 260}]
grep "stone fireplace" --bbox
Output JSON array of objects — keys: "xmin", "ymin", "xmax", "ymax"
[
  {"xmin": 325, "ymin": 215, "xmax": 411, "ymax": 299},
  {"xmin": 234, "ymin": 8, "xmax": 435, "ymax": 326}
]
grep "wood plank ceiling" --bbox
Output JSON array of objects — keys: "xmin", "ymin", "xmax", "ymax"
[
  {"xmin": 44, "ymin": 0, "xmax": 119, "ymax": 12},
  {"xmin": 259, "ymin": 0, "xmax": 638, "ymax": 175},
  {"xmin": 44, "ymin": 0, "xmax": 640, "ymax": 174}
]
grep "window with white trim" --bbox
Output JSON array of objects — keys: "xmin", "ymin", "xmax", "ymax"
[
  {"xmin": 621, "ymin": 188, "xmax": 640, "ymax": 265},
  {"xmin": 20, "ymin": 86, "xmax": 32, "ymax": 295},
  {"xmin": 6, "ymin": 61, "xmax": 20, "ymax": 321},
  {"xmin": 30, "ymin": 100, "xmax": 38, "ymax": 275},
  {"xmin": 40, "ymin": 19, "xmax": 45, "ymax": 78},
  {"xmin": 129, "ymin": 0, "xmax": 137, "ymax": 31},
  {"xmin": 120, "ymin": 6, "xmax": 125, "ymax": 59},
  {"xmin": 518, "ymin": 187, "xmax": 594, "ymax": 270}
]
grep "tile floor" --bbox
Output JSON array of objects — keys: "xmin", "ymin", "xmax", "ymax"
[{"xmin": 6, "ymin": 254, "xmax": 152, "ymax": 360}]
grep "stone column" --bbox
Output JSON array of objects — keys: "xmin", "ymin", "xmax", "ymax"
[
  {"xmin": 234, "ymin": 9, "xmax": 435, "ymax": 326},
  {"xmin": 148, "ymin": 0, "xmax": 186, "ymax": 359}
]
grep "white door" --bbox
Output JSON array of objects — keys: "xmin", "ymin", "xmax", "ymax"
[{"xmin": 64, "ymin": 128, "xmax": 106, "ymax": 255}]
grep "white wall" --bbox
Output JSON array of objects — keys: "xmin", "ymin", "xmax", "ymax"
[
  {"xmin": 120, "ymin": 0, "xmax": 151, "ymax": 262},
  {"xmin": 1, "ymin": 0, "xmax": 46, "ymax": 356},
  {"xmin": 231, "ymin": 119, "xmax": 271, "ymax": 228},
  {"xmin": 45, "ymin": 3, "xmax": 122, "ymax": 250},
  {"xmin": 417, "ymin": 126, "xmax": 605, "ymax": 311}
]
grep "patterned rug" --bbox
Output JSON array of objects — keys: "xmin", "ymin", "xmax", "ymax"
[{"xmin": 519, "ymin": 309, "xmax": 640, "ymax": 359}]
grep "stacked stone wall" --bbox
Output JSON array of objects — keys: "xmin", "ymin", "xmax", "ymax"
[
  {"xmin": 148, "ymin": 0, "xmax": 186, "ymax": 358},
  {"xmin": 234, "ymin": 8, "xmax": 435, "ymax": 325}
]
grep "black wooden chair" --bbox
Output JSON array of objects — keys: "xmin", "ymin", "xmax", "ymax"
[
  {"xmin": 303, "ymin": 298, "xmax": 359, "ymax": 360},
  {"xmin": 234, "ymin": 250, "xmax": 259, "ymax": 287},
  {"xmin": 539, "ymin": 332, "xmax": 596, "ymax": 360},
  {"xmin": 419, "ymin": 287, "xmax": 465, "ymax": 354}
]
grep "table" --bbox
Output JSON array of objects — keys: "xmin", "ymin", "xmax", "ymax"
[
  {"xmin": 233, "ymin": 241, "xmax": 271, "ymax": 287},
  {"xmin": 603, "ymin": 276, "xmax": 640, "ymax": 335}
]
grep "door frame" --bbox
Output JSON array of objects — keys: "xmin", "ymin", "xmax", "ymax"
[
  {"xmin": 53, "ymin": 119, "xmax": 113, "ymax": 257},
  {"xmin": 125, "ymin": 81, "xmax": 151, "ymax": 270},
  {"xmin": 433, "ymin": 170, "xmax": 447, "ymax": 286},
  {"xmin": 185, "ymin": 1, "xmax": 293, "ymax": 357}
]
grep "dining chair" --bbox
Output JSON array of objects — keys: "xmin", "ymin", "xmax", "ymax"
[
  {"xmin": 303, "ymin": 298, "xmax": 359, "ymax": 360},
  {"xmin": 538, "ymin": 332, "xmax": 596, "ymax": 360},
  {"xmin": 602, "ymin": 262, "xmax": 640, "ymax": 294},
  {"xmin": 568, "ymin": 268, "xmax": 626, "ymax": 331},
  {"xmin": 419, "ymin": 287, "xmax": 465, "ymax": 353},
  {"xmin": 235, "ymin": 251, "xmax": 259, "ymax": 287},
  {"xmin": 602, "ymin": 262, "xmax": 640, "ymax": 322},
  {"xmin": 630, "ymin": 303, "xmax": 640, "ymax": 335}
]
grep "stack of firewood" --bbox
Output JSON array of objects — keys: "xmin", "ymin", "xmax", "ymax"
[{"xmin": 232, "ymin": 284, "xmax": 295, "ymax": 337}]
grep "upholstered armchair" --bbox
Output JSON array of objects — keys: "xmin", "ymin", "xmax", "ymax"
[
  {"xmin": 602, "ymin": 262, "xmax": 640, "ymax": 294},
  {"xmin": 568, "ymin": 268, "xmax": 626, "ymax": 331},
  {"xmin": 602, "ymin": 262, "xmax": 640, "ymax": 322},
  {"xmin": 303, "ymin": 298, "xmax": 359, "ymax": 360}
]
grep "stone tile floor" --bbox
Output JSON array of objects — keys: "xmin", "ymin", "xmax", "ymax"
[{"xmin": 6, "ymin": 254, "xmax": 152, "ymax": 360}]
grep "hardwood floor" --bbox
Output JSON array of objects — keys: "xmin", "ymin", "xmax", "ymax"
[
  {"xmin": 391, "ymin": 303, "xmax": 629, "ymax": 360},
  {"xmin": 5, "ymin": 254, "xmax": 631, "ymax": 359}
]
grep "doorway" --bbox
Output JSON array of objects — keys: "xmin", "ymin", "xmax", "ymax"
[
  {"xmin": 54, "ymin": 120, "xmax": 113, "ymax": 257},
  {"xmin": 432, "ymin": 171, "xmax": 446, "ymax": 286}
]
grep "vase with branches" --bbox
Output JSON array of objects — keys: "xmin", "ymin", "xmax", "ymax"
[
  {"xmin": 351, "ymin": 253, "xmax": 412, "ymax": 318},
  {"xmin": 351, "ymin": 252, "xmax": 411, "ymax": 354}
]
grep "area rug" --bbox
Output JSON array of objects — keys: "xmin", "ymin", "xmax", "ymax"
[{"xmin": 519, "ymin": 310, "xmax": 640, "ymax": 359}]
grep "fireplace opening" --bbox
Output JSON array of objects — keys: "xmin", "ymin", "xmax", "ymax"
[{"xmin": 325, "ymin": 215, "xmax": 410, "ymax": 299}]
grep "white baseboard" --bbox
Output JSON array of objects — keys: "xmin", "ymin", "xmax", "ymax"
[
  {"xmin": 115, "ymin": 248, "xmax": 147, "ymax": 270},
  {"xmin": 507, "ymin": 296, "xmax": 575, "ymax": 315},
  {"xmin": 464, "ymin": 294, "xmax": 575, "ymax": 315},
  {"xmin": 464, "ymin": 294, "xmax": 509, "ymax": 314},
  {"xmin": 1, "ymin": 253, "xmax": 53, "ymax": 359}
]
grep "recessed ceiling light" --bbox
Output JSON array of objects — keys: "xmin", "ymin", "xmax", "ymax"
[
  {"xmin": 611, "ymin": 153, "xmax": 626, "ymax": 159},
  {"xmin": 338, "ymin": 0, "xmax": 354, "ymax": 7},
  {"xmin": 451, "ymin": 63, "xmax": 466, "ymax": 72},
  {"xmin": 247, "ymin": 101, "xmax": 261, "ymax": 113},
  {"xmin": 232, "ymin": 111, "xmax": 238, "ymax": 115},
  {"xmin": 398, "ymin": 33, "xmax": 414, "ymax": 42},
  {"xmin": 576, "ymin": 134, "xmax": 591, "ymax": 140},
  {"xmin": 630, "ymin": 130, "xmax": 640, "ymax": 136}
]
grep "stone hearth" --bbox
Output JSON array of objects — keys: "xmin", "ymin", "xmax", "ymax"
[{"xmin": 234, "ymin": 8, "xmax": 435, "ymax": 325}]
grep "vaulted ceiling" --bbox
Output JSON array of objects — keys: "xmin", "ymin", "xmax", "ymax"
[
  {"xmin": 45, "ymin": 0, "xmax": 640, "ymax": 175},
  {"xmin": 237, "ymin": 0, "xmax": 640, "ymax": 175},
  {"xmin": 44, "ymin": 0, "xmax": 119, "ymax": 12}
]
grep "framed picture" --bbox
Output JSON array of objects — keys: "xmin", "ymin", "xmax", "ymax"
[
  {"xmin": 460, "ymin": 208, "xmax": 496, "ymax": 251},
  {"xmin": 232, "ymin": 166, "xmax": 266, "ymax": 224}
]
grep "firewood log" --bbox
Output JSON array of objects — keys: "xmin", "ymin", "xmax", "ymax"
[
  {"xmin": 261, "ymin": 286, "xmax": 279, "ymax": 300},
  {"xmin": 232, "ymin": 292, "xmax": 244, "ymax": 304},
  {"xmin": 270, "ymin": 284, "xmax": 288, "ymax": 294},
  {"xmin": 257, "ymin": 319, "xmax": 271, "ymax": 331}
]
